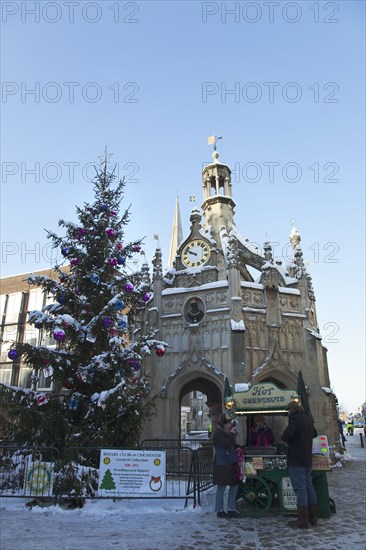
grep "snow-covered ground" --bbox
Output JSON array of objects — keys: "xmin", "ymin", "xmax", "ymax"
[{"xmin": 0, "ymin": 430, "xmax": 365, "ymax": 550}]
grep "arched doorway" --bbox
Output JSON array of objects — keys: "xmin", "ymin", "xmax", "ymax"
[
  {"xmin": 180, "ymin": 376, "xmax": 222, "ymax": 440},
  {"xmin": 165, "ymin": 369, "xmax": 224, "ymax": 440}
]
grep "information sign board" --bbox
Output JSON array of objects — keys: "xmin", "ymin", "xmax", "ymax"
[{"xmin": 98, "ymin": 449, "xmax": 166, "ymax": 497}]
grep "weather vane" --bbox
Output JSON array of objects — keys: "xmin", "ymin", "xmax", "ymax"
[{"xmin": 208, "ymin": 135, "xmax": 223, "ymax": 151}]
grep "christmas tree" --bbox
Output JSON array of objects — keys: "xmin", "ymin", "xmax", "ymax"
[
  {"xmin": 1, "ymin": 153, "xmax": 166, "ymax": 456},
  {"xmin": 100, "ymin": 469, "xmax": 116, "ymax": 490}
]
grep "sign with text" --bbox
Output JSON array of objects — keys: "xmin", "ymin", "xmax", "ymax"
[
  {"xmin": 98, "ymin": 449, "xmax": 166, "ymax": 497},
  {"xmin": 312, "ymin": 435, "xmax": 330, "ymax": 470},
  {"xmin": 281, "ymin": 476, "xmax": 297, "ymax": 511},
  {"xmin": 233, "ymin": 383, "xmax": 298, "ymax": 412}
]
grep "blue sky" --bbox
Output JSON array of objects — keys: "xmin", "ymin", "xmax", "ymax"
[{"xmin": 1, "ymin": 0, "xmax": 365, "ymax": 412}]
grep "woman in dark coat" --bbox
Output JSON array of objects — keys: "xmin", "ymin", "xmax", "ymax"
[{"xmin": 213, "ymin": 414, "xmax": 241, "ymax": 518}]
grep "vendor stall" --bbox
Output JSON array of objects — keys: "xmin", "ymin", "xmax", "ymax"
[{"xmin": 229, "ymin": 382, "xmax": 331, "ymax": 519}]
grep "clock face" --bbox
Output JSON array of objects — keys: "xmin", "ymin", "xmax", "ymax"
[{"xmin": 181, "ymin": 240, "xmax": 211, "ymax": 268}]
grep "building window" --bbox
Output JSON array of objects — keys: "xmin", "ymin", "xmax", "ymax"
[{"xmin": 0, "ymin": 367, "xmax": 12, "ymax": 384}]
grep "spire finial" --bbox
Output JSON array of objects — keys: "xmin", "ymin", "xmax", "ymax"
[
  {"xmin": 208, "ymin": 135, "xmax": 222, "ymax": 163},
  {"xmin": 289, "ymin": 220, "xmax": 301, "ymax": 248}
]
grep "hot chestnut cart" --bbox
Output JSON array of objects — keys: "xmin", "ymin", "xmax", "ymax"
[{"xmin": 230, "ymin": 383, "xmax": 331, "ymax": 519}]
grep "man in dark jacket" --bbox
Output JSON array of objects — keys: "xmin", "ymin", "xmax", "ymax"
[{"xmin": 281, "ymin": 401, "xmax": 318, "ymax": 528}]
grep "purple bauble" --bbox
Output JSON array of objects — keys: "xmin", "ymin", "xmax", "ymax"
[
  {"xmin": 124, "ymin": 282, "xmax": 134, "ymax": 293},
  {"xmin": 102, "ymin": 317, "xmax": 114, "ymax": 328},
  {"xmin": 77, "ymin": 228, "xmax": 88, "ymax": 240},
  {"xmin": 105, "ymin": 228, "xmax": 115, "ymax": 238},
  {"xmin": 57, "ymin": 293, "xmax": 67, "ymax": 304},
  {"xmin": 107, "ymin": 257, "xmax": 118, "ymax": 266},
  {"xmin": 142, "ymin": 292, "xmax": 151, "ymax": 302},
  {"xmin": 71, "ymin": 258, "xmax": 80, "ymax": 266},
  {"xmin": 53, "ymin": 329, "xmax": 66, "ymax": 341},
  {"xmin": 134, "ymin": 245, "xmax": 141, "ymax": 252},
  {"xmin": 8, "ymin": 349, "xmax": 19, "ymax": 360},
  {"xmin": 127, "ymin": 358, "xmax": 141, "ymax": 371}
]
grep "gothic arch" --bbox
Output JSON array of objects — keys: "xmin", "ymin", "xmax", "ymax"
[
  {"xmin": 253, "ymin": 364, "xmax": 297, "ymax": 390},
  {"xmin": 167, "ymin": 366, "xmax": 223, "ymax": 405},
  {"xmin": 163, "ymin": 366, "xmax": 225, "ymax": 439}
]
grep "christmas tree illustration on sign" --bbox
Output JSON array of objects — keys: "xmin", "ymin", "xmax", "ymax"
[{"xmin": 100, "ymin": 468, "xmax": 116, "ymax": 490}]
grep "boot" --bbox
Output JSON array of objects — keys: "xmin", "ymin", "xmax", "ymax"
[
  {"xmin": 288, "ymin": 507, "xmax": 309, "ymax": 528},
  {"xmin": 308, "ymin": 504, "xmax": 318, "ymax": 526}
]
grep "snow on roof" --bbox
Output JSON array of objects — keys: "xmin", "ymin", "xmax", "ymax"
[
  {"xmin": 261, "ymin": 258, "xmax": 298, "ymax": 287},
  {"xmin": 241, "ymin": 281, "xmax": 264, "ymax": 290},
  {"xmin": 321, "ymin": 387, "xmax": 336, "ymax": 397},
  {"xmin": 234, "ymin": 382, "xmax": 250, "ymax": 392},
  {"xmin": 282, "ymin": 312, "xmax": 307, "ymax": 318},
  {"xmin": 275, "ymin": 263, "xmax": 297, "ymax": 285},
  {"xmin": 207, "ymin": 307, "xmax": 230, "ymax": 313},
  {"xmin": 231, "ymin": 319, "xmax": 245, "ymax": 331},
  {"xmin": 243, "ymin": 307, "xmax": 266, "ymax": 313},
  {"xmin": 162, "ymin": 280, "xmax": 228, "ymax": 295},
  {"xmin": 199, "ymin": 225, "xmax": 216, "ymax": 244},
  {"xmin": 160, "ymin": 313, "xmax": 182, "ymax": 319},
  {"xmin": 278, "ymin": 287, "xmax": 300, "ymax": 295},
  {"xmin": 203, "ymin": 161, "xmax": 231, "ymax": 170},
  {"xmin": 306, "ymin": 327, "xmax": 322, "ymax": 339},
  {"xmin": 230, "ymin": 227, "xmax": 263, "ymax": 256},
  {"xmin": 219, "ymin": 226, "xmax": 230, "ymax": 261}
]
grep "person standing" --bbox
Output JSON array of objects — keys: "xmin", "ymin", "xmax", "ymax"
[
  {"xmin": 281, "ymin": 401, "xmax": 318, "ymax": 528},
  {"xmin": 249, "ymin": 415, "xmax": 275, "ymax": 447},
  {"xmin": 213, "ymin": 414, "xmax": 241, "ymax": 519},
  {"xmin": 338, "ymin": 418, "xmax": 346, "ymax": 448}
]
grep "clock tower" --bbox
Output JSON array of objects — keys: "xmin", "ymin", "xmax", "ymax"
[{"xmin": 141, "ymin": 142, "xmax": 339, "ymax": 447}]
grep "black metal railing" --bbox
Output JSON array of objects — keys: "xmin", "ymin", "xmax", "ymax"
[{"xmin": 0, "ymin": 440, "xmax": 215, "ymax": 507}]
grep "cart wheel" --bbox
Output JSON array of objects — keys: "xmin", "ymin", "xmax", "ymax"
[{"xmin": 237, "ymin": 476, "xmax": 272, "ymax": 518}]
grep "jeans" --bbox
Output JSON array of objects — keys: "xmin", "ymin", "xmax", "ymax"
[
  {"xmin": 288, "ymin": 466, "xmax": 317, "ymax": 507},
  {"xmin": 215, "ymin": 484, "xmax": 238, "ymax": 512}
]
